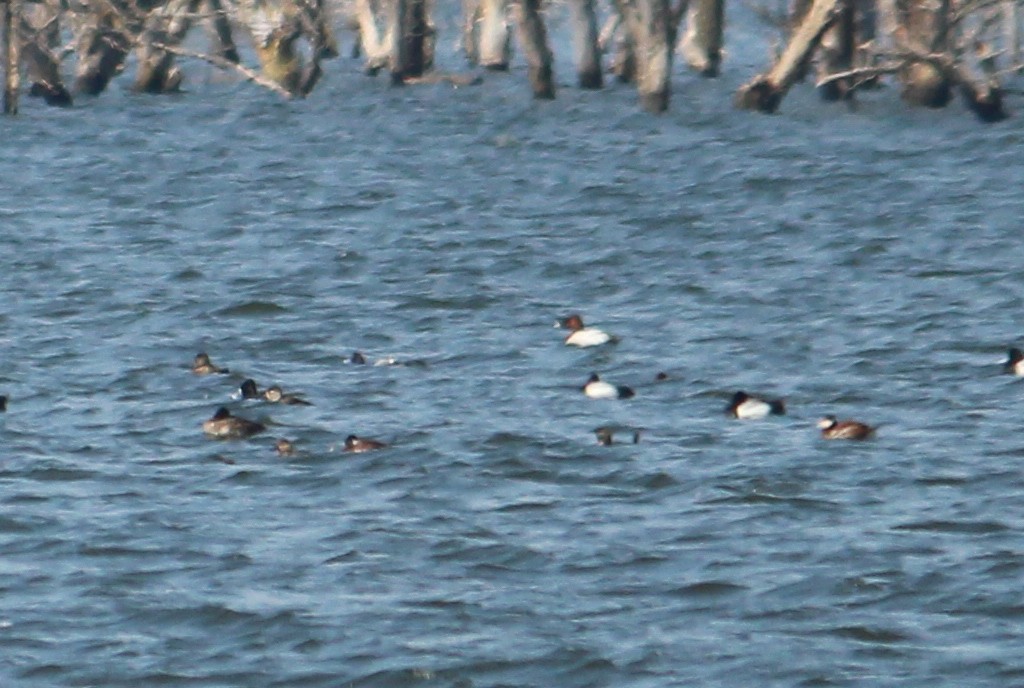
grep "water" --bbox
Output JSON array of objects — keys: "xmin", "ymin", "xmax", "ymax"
[{"xmin": 3, "ymin": 6, "xmax": 1024, "ymax": 686}]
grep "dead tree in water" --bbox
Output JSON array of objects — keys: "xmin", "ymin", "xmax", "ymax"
[
  {"xmin": 389, "ymin": 0, "xmax": 434, "ymax": 81},
  {"xmin": 615, "ymin": 0, "xmax": 675, "ymax": 112},
  {"xmin": 463, "ymin": 0, "xmax": 512, "ymax": 69},
  {"xmin": 22, "ymin": 0, "xmax": 72, "ymax": 105},
  {"xmin": 735, "ymin": 0, "xmax": 842, "ymax": 112},
  {"xmin": 678, "ymin": 0, "xmax": 724, "ymax": 76},
  {"xmin": 3, "ymin": 0, "xmax": 20, "ymax": 114},
  {"xmin": 570, "ymin": 0, "xmax": 602, "ymax": 87},
  {"xmin": 511, "ymin": 0, "xmax": 554, "ymax": 97},
  {"xmin": 816, "ymin": 0, "xmax": 854, "ymax": 99}
]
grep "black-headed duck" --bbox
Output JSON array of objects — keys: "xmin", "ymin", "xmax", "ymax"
[
  {"xmin": 818, "ymin": 415, "xmax": 875, "ymax": 440},
  {"xmin": 1004, "ymin": 347, "xmax": 1024, "ymax": 376},
  {"xmin": 202, "ymin": 407, "xmax": 265, "ymax": 439},
  {"xmin": 726, "ymin": 391, "xmax": 785, "ymax": 419},
  {"xmin": 238, "ymin": 379, "xmax": 261, "ymax": 400},
  {"xmin": 344, "ymin": 434, "xmax": 388, "ymax": 453},
  {"xmin": 558, "ymin": 314, "xmax": 614, "ymax": 347},
  {"xmin": 583, "ymin": 373, "xmax": 635, "ymax": 399},
  {"xmin": 192, "ymin": 353, "xmax": 229, "ymax": 375}
]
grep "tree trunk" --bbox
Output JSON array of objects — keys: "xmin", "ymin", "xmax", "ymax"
[
  {"xmin": 1005, "ymin": 0, "xmax": 1020, "ymax": 68},
  {"xmin": 134, "ymin": 0, "xmax": 201, "ymax": 93},
  {"xmin": 72, "ymin": 4, "xmax": 131, "ymax": 95},
  {"xmin": 678, "ymin": 0, "xmax": 724, "ymax": 77},
  {"xmin": 816, "ymin": 0, "xmax": 853, "ymax": 100},
  {"xmin": 618, "ymin": 0, "xmax": 673, "ymax": 112},
  {"xmin": 3, "ymin": 0, "xmax": 19, "ymax": 114},
  {"xmin": 205, "ymin": 0, "xmax": 240, "ymax": 63},
  {"xmin": 569, "ymin": 0, "xmax": 602, "ymax": 88},
  {"xmin": 356, "ymin": 0, "xmax": 391, "ymax": 73},
  {"xmin": 478, "ymin": 0, "xmax": 511, "ymax": 69},
  {"xmin": 605, "ymin": 12, "xmax": 636, "ymax": 82},
  {"xmin": 22, "ymin": 0, "xmax": 71, "ymax": 106},
  {"xmin": 735, "ymin": 0, "xmax": 841, "ymax": 112},
  {"xmin": 511, "ymin": 0, "xmax": 554, "ymax": 98},
  {"xmin": 899, "ymin": 0, "xmax": 950, "ymax": 107},
  {"xmin": 390, "ymin": 0, "xmax": 433, "ymax": 80}
]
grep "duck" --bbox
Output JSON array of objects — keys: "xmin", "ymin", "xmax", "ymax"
[
  {"xmin": 263, "ymin": 386, "xmax": 312, "ymax": 406},
  {"xmin": 595, "ymin": 426, "xmax": 641, "ymax": 445},
  {"xmin": 275, "ymin": 438, "xmax": 296, "ymax": 456},
  {"xmin": 818, "ymin": 415, "xmax": 875, "ymax": 440},
  {"xmin": 192, "ymin": 352, "xmax": 229, "ymax": 375},
  {"xmin": 238, "ymin": 379, "xmax": 261, "ymax": 400},
  {"xmin": 558, "ymin": 314, "xmax": 615, "ymax": 347},
  {"xmin": 350, "ymin": 351, "xmax": 368, "ymax": 365},
  {"xmin": 1004, "ymin": 347, "xmax": 1024, "ymax": 375},
  {"xmin": 583, "ymin": 373, "xmax": 635, "ymax": 399},
  {"xmin": 202, "ymin": 407, "xmax": 266, "ymax": 439},
  {"xmin": 726, "ymin": 391, "xmax": 785, "ymax": 419},
  {"xmin": 0, "ymin": 395, "xmax": 6, "ymax": 412},
  {"xmin": 344, "ymin": 434, "xmax": 388, "ymax": 453}
]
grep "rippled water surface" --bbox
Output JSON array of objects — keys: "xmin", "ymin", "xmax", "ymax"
[{"xmin": 4, "ymin": 7, "xmax": 1024, "ymax": 686}]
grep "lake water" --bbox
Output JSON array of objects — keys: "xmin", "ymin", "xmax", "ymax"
[{"xmin": 3, "ymin": 5, "xmax": 1024, "ymax": 686}]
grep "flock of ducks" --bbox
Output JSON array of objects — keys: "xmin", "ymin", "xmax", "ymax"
[
  {"xmin": 561, "ymin": 314, "xmax": 885, "ymax": 442},
  {"xmin": 193, "ymin": 352, "xmax": 388, "ymax": 456},
  {"xmin": 7, "ymin": 321, "xmax": 1023, "ymax": 453}
]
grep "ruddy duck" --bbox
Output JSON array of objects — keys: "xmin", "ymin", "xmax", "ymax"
[
  {"xmin": 275, "ymin": 438, "xmax": 296, "ymax": 456},
  {"xmin": 202, "ymin": 407, "xmax": 265, "ymax": 439},
  {"xmin": 263, "ymin": 386, "xmax": 312, "ymax": 406},
  {"xmin": 192, "ymin": 353, "xmax": 229, "ymax": 375},
  {"xmin": 558, "ymin": 314, "xmax": 614, "ymax": 348},
  {"xmin": 1004, "ymin": 347, "xmax": 1024, "ymax": 376},
  {"xmin": 595, "ymin": 426, "xmax": 641, "ymax": 445},
  {"xmin": 344, "ymin": 435, "xmax": 388, "ymax": 452},
  {"xmin": 583, "ymin": 373, "xmax": 635, "ymax": 399},
  {"xmin": 818, "ymin": 415, "xmax": 875, "ymax": 440},
  {"xmin": 727, "ymin": 391, "xmax": 785, "ymax": 419}
]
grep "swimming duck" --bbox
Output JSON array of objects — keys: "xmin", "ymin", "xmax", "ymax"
[
  {"xmin": 192, "ymin": 353, "xmax": 229, "ymax": 375},
  {"xmin": 238, "ymin": 379, "xmax": 261, "ymax": 400},
  {"xmin": 344, "ymin": 434, "xmax": 388, "ymax": 453},
  {"xmin": 202, "ymin": 407, "xmax": 266, "ymax": 439},
  {"xmin": 350, "ymin": 351, "xmax": 368, "ymax": 365},
  {"xmin": 0, "ymin": 395, "xmax": 6, "ymax": 412},
  {"xmin": 818, "ymin": 415, "xmax": 875, "ymax": 440},
  {"xmin": 263, "ymin": 386, "xmax": 312, "ymax": 406},
  {"xmin": 558, "ymin": 314, "xmax": 615, "ymax": 347},
  {"xmin": 1004, "ymin": 347, "xmax": 1024, "ymax": 375},
  {"xmin": 595, "ymin": 426, "xmax": 641, "ymax": 445},
  {"xmin": 583, "ymin": 373, "xmax": 635, "ymax": 399},
  {"xmin": 275, "ymin": 438, "xmax": 296, "ymax": 456},
  {"xmin": 726, "ymin": 391, "xmax": 785, "ymax": 419}
]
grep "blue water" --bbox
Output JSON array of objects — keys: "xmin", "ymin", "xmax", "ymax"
[{"xmin": 3, "ymin": 4, "xmax": 1024, "ymax": 686}]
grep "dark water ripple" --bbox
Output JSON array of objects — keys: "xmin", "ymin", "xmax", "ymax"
[{"xmin": 4, "ymin": 7, "xmax": 1024, "ymax": 687}]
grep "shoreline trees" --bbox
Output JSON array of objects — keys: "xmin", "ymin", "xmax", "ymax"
[{"xmin": 0, "ymin": 0, "xmax": 1018, "ymax": 121}]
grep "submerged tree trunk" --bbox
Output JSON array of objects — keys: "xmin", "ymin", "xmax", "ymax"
[
  {"xmin": 679, "ymin": 0, "xmax": 724, "ymax": 76},
  {"xmin": 816, "ymin": 0, "xmax": 853, "ymax": 99},
  {"xmin": 618, "ymin": 0, "xmax": 673, "ymax": 112},
  {"xmin": 479, "ymin": 0, "xmax": 511, "ymax": 69},
  {"xmin": 390, "ymin": 0, "xmax": 434, "ymax": 80},
  {"xmin": 511, "ymin": 0, "xmax": 554, "ymax": 98},
  {"xmin": 735, "ymin": 0, "xmax": 841, "ymax": 112},
  {"xmin": 72, "ymin": 3, "xmax": 132, "ymax": 95},
  {"xmin": 357, "ymin": 0, "xmax": 392, "ymax": 73},
  {"xmin": 899, "ymin": 0, "xmax": 951, "ymax": 107},
  {"xmin": 3, "ymin": 0, "xmax": 20, "ymax": 114},
  {"xmin": 134, "ymin": 0, "xmax": 202, "ymax": 93},
  {"xmin": 22, "ymin": 0, "xmax": 71, "ymax": 106},
  {"xmin": 205, "ymin": 0, "xmax": 240, "ymax": 63},
  {"xmin": 569, "ymin": 0, "xmax": 602, "ymax": 88}
]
